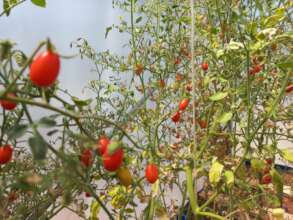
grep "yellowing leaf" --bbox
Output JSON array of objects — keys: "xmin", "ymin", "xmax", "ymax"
[
  {"xmin": 218, "ymin": 112, "xmax": 233, "ymax": 124},
  {"xmin": 90, "ymin": 199, "xmax": 103, "ymax": 220},
  {"xmin": 224, "ymin": 171, "xmax": 234, "ymax": 188},
  {"xmin": 209, "ymin": 161, "xmax": 224, "ymax": 187},
  {"xmin": 264, "ymin": 8, "xmax": 285, "ymax": 27},
  {"xmin": 281, "ymin": 149, "xmax": 293, "ymax": 163}
]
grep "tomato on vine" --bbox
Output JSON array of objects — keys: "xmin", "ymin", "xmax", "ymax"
[
  {"xmin": 198, "ymin": 119, "xmax": 208, "ymax": 129},
  {"xmin": 0, "ymin": 145, "xmax": 13, "ymax": 164},
  {"xmin": 29, "ymin": 50, "xmax": 60, "ymax": 87},
  {"xmin": 285, "ymin": 84, "xmax": 293, "ymax": 93},
  {"xmin": 103, "ymin": 147, "xmax": 124, "ymax": 172},
  {"xmin": 171, "ymin": 111, "xmax": 180, "ymax": 123},
  {"xmin": 116, "ymin": 167, "xmax": 132, "ymax": 187},
  {"xmin": 179, "ymin": 98, "xmax": 189, "ymax": 111},
  {"xmin": 0, "ymin": 93, "xmax": 17, "ymax": 110},
  {"xmin": 261, "ymin": 174, "xmax": 272, "ymax": 184},
  {"xmin": 97, "ymin": 136, "xmax": 110, "ymax": 155},
  {"xmin": 79, "ymin": 149, "xmax": 93, "ymax": 167},
  {"xmin": 201, "ymin": 62, "xmax": 208, "ymax": 71},
  {"xmin": 145, "ymin": 164, "xmax": 158, "ymax": 184},
  {"xmin": 249, "ymin": 65, "xmax": 262, "ymax": 76}
]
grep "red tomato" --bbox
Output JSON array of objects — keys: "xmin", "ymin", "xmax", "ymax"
[
  {"xmin": 29, "ymin": 50, "xmax": 60, "ymax": 87},
  {"xmin": 261, "ymin": 174, "xmax": 272, "ymax": 184},
  {"xmin": 171, "ymin": 111, "xmax": 180, "ymax": 123},
  {"xmin": 85, "ymin": 192, "xmax": 91, "ymax": 197},
  {"xmin": 0, "ymin": 145, "xmax": 13, "ymax": 164},
  {"xmin": 249, "ymin": 65, "xmax": 262, "ymax": 76},
  {"xmin": 79, "ymin": 149, "xmax": 93, "ymax": 167},
  {"xmin": 103, "ymin": 148, "xmax": 124, "ymax": 172},
  {"xmin": 201, "ymin": 62, "xmax": 208, "ymax": 71},
  {"xmin": 145, "ymin": 164, "xmax": 159, "ymax": 184},
  {"xmin": 0, "ymin": 93, "xmax": 17, "ymax": 110},
  {"xmin": 97, "ymin": 136, "xmax": 110, "ymax": 155},
  {"xmin": 286, "ymin": 84, "xmax": 293, "ymax": 93},
  {"xmin": 179, "ymin": 98, "xmax": 189, "ymax": 111},
  {"xmin": 198, "ymin": 119, "xmax": 207, "ymax": 129},
  {"xmin": 265, "ymin": 158, "xmax": 273, "ymax": 165}
]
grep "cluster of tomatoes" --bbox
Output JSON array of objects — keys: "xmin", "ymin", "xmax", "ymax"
[
  {"xmin": 260, "ymin": 158, "xmax": 273, "ymax": 185},
  {"xmin": 80, "ymin": 136, "xmax": 159, "ymax": 193},
  {"xmin": 0, "ymin": 48, "xmax": 60, "ymax": 164},
  {"xmin": 170, "ymin": 61, "xmax": 209, "ymax": 124}
]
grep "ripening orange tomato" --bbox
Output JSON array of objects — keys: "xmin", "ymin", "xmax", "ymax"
[{"xmin": 116, "ymin": 167, "xmax": 132, "ymax": 187}]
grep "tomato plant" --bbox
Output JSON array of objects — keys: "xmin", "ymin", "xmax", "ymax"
[{"xmin": 0, "ymin": 0, "xmax": 292, "ymax": 219}]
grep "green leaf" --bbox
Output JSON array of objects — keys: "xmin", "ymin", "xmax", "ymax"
[
  {"xmin": 31, "ymin": 0, "xmax": 46, "ymax": 7},
  {"xmin": 226, "ymin": 40, "xmax": 244, "ymax": 50},
  {"xmin": 251, "ymin": 159, "xmax": 265, "ymax": 173},
  {"xmin": 107, "ymin": 141, "xmax": 122, "ymax": 155},
  {"xmin": 105, "ymin": 26, "xmax": 112, "ymax": 39},
  {"xmin": 281, "ymin": 149, "xmax": 293, "ymax": 162},
  {"xmin": 7, "ymin": 124, "xmax": 28, "ymax": 139},
  {"xmin": 3, "ymin": 0, "xmax": 10, "ymax": 16},
  {"xmin": 224, "ymin": 171, "xmax": 234, "ymax": 188},
  {"xmin": 135, "ymin": 16, "xmax": 142, "ymax": 23},
  {"xmin": 271, "ymin": 169, "xmax": 283, "ymax": 203},
  {"xmin": 28, "ymin": 134, "xmax": 48, "ymax": 160},
  {"xmin": 218, "ymin": 112, "xmax": 233, "ymax": 124},
  {"xmin": 71, "ymin": 96, "xmax": 92, "ymax": 108},
  {"xmin": 264, "ymin": 8, "xmax": 285, "ymax": 27},
  {"xmin": 276, "ymin": 62, "xmax": 293, "ymax": 70},
  {"xmin": 89, "ymin": 200, "xmax": 102, "ymax": 220},
  {"xmin": 209, "ymin": 92, "xmax": 228, "ymax": 101},
  {"xmin": 209, "ymin": 160, "xmax": 224, "ymax": 187},
  {"xmin": 37, "ymin": 117, "xmax": 56, "ymax": 128}
]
